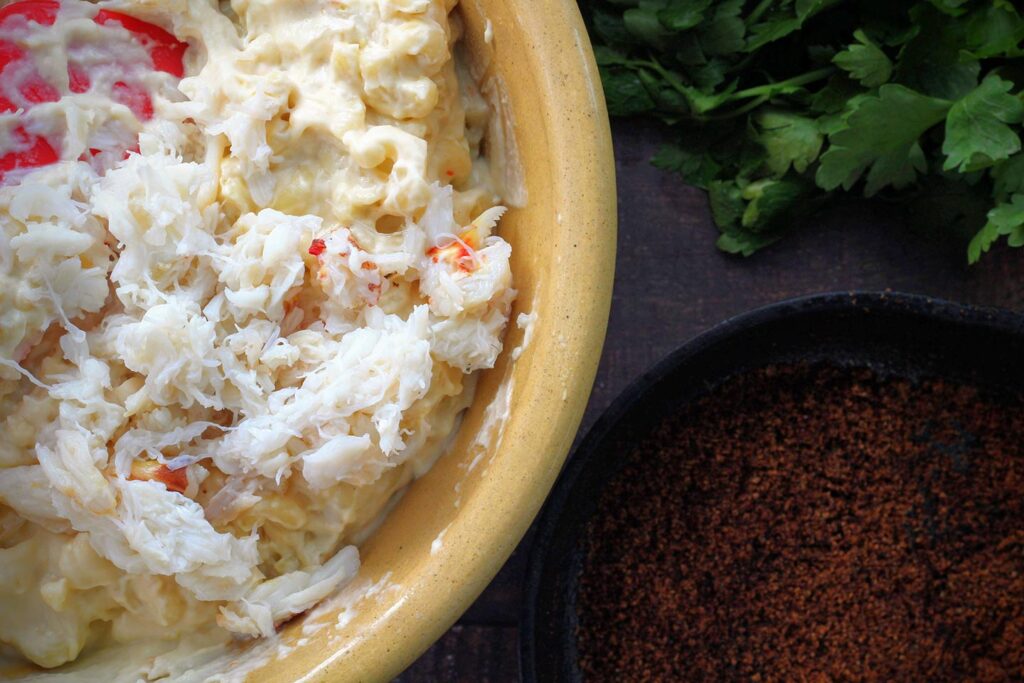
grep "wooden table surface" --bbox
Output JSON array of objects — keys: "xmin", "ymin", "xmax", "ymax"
[{"xmin": 394, "ymin": 118, "xmax": 1024, "ymax": 681}]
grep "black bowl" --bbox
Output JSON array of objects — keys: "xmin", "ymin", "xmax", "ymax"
[{"xmin": 519, "ymin": 291, "xmax": 1024, "ymax": 682}]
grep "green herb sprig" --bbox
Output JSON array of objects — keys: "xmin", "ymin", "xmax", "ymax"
[{"xmin": 589, "ymin": 0, "xmax": 1024, "ymax": 261}]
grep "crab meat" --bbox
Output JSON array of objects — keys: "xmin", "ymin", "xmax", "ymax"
[
  {"xmin": 426, "ymin": 206, "xmax": 506, "ymax": 273},
  {"xmin": 427, "ymin": 228, "xmax": 478, "ymax": 272}
]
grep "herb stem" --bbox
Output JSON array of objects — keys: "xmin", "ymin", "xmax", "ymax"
[
  {"xmin": 705, "ymin": 95, "xmax": 770, "ymax": 121},
  {"xmin": 640, "ymin": 55, "xmax": 690, "ymax": 95},
  {"xmin": 746, "ymin": 0, "xmax": 775, "ymax": 26},
  {"xmin": 732, "ymin": 66, "xmax": 837, "ymax": 99}
]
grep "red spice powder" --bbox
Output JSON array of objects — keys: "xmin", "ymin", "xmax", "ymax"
[{"xmin": 576, "ymin": 364, "xmax": 1024, "ymax": 682}]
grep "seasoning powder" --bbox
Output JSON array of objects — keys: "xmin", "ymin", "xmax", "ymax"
[{"xmin": 576, "ymin": 365, "xmax": 1024, "ymax": 682}]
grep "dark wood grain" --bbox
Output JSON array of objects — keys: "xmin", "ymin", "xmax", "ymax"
[{"xmin": 395, "ymin": 117, "xmax": 1024, "ymax": 681}]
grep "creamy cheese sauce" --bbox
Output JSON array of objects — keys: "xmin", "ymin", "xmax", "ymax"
[{"xmin": 0, "ymin": 0, "xmax": 514, "ymax": 673}]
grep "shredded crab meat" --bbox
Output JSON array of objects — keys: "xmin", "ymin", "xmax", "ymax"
[{"xmin": 0, "ymin": 0, "xmax": 516, "ymax": 671}]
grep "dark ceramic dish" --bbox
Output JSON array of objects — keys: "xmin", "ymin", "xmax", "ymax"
[{"xmin": 519, "ymin": 291, "xmax": 1024, "ymax": 682}]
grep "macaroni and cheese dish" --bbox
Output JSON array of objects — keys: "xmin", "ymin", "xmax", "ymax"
[{"xmin": 0, "ymin": 0, "xmax": 513, "ymax": 672}]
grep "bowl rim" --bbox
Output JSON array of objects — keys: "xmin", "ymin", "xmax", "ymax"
[
  {"xmin": 287, "ymin": 0, "xmax": 617, "ymax": 679},
  {"xmin": 519, "ymin": 290, "xmax": 1024, "ymax": 681},
  {"xmin": 0, "ymin": 0, "xmax": 614, "ymax": 677}
]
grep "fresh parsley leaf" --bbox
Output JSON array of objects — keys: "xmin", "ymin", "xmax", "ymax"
[
  {"xmin": 755, "ymin": 110, "xmax": 824, "ymax": 176},
  {"xmin": 651, "ymin": 143, "xmax": 722, "ymax": 188},
  {"xmin": 892, "ymin": 4, "xmax": 980, "ymax": 100},
  {"xmin": 992, "ymin": 154, "xmax": 1024, "ymax": 201},
  {"xmin": 657, "ymin": 0, "xmax": 712, "ymax": 32},
  {"xmin": 716, "ymin": 230, "xmax": 783, "ymax": 256},
  {"xmin": 593, "ymin": 45, "xmax": 631, "ymax": 67},
  {"xmin": 637, "ymin": 69, "xmax": 705, "ymax": 122},
  {"xmin": 695, "ymin": 0, "xmax": 745, "ymax": 56},
  {"xmin": 807, "ymin": 44, "xmax": 837, "ymax": 64},
  {"xmin": 809, "ymin": 74, "xmax": 864, "ymax": 114},
  {"xmin": 833, "ymin": 30, "xmax": 892, "ymax": 88},
  {"xmin": 687, "ymin": 57, "xmax": 729, "ymax": 91},
  {"xmin": 709, "ymin": 181, "xmax": 788, "ymax": 256},
  {"xmin": 599, "ymin": 66, "xmax": 658, "ymax": 116},
  {"xmin": 708, "ymin": 179, "xmax": 744, "ymax": 232},
  {"xmin": 740, "ymin": 176, "xmax": 812, "ymax": 229},
  {"xmin": 638, "ymin": 57, "xmax": 737, "ymax": 117},
  {"xmin": 816, "ymin": 84, "xmax": 951, "ymax": 195},
  {"xmin": 862, "ymin": 10, "xmax": 921, "ymax": 48},
  {"xmin": 745, "ymin": 0, "xmax": 842, "ymax": 52},
  {"xmin": 943, "ymin": 74, "xmax": 1024, "ymax": 173},
  {"xmin": 928, "ymin": 0, "xmax": 970, "ymax": 17},
  {"xmin": 590, "ymin": 7, "xmax": 634, "ymax": 48},
  {"xmin": 962, "ymin": 2, "xmax": 1024, "ymax": 59},
  {"xmin": 623, "ymin": 1, "xmax": 672, "ymax": 50},
  {"xmin": 706, "ymin": 175, "xmax": 814, "ymax": 255},
  {"xmin": 586, "ymin": 0, "xmax": 1024, "ymax": 261},
  {"xmin": 969, "ymin": 193, "xmax": 1024, "ymax": 263}
]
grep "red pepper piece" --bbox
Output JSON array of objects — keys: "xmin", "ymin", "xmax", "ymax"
[
  {"xmin": 20, "ymin": 72, "xmax": 58, "ymax": 104},
  {"xmin": 67, "ymin": 63, "xmax": 90, "ymax": 93},
  {"xmin": 0, "ymin": 40, "xmax": 24, "ymax": 69},
  {"xmin": 308, "ymin": 238, "xmax": 326, "ymax": 256},
  {"xmin": 0, "ymin": 41, "xmax": 25, "ymax": 111},
  {"xmin": 93, "ymin": 10, "xmax": 187, "ymax": 77},
  {"xmin": 129, "ymin": 460, "xmax": 189, "ymax": 494},
  {"xmin": 0, "ymin": 39, "xmax": 59, "ymax": 111},
  {"xmin": 83, "ymin": 143, "xmax": 141, "ymax": 162},
  {"xmin": 0, "ymin": 126, "xmax": 58, "ymax": 181},
  {"xmin": 0, "ymin": 0, "xmax": 59, "ymax": 27},
  {"xmin": 157, "ymin": 465, "xmax": 188, "ymax": 493},
  {"xmin": 112, "ymin": 80, "xmax": 152, "ymax": 120}
]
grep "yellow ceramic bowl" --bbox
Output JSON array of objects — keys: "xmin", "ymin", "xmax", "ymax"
[{"xmin": 245, "ymin": 0, "xmax": 615, "ymax": 679}]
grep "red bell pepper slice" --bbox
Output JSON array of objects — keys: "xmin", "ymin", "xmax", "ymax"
[
  {"xmin": 0, "ymin": 41, "xmax": 23, "ymax": 68},
  {"xmin": 111, "ymin": 80, "xmax": 152, "ymax": 120},
  {"xmin": 0, "ymin": 39, "xmax": 59, "ymax": 112},
  {"xmin": 0, "ymin": 0, "xmax": 59, "ymax": 27},
  {"xmin": 0, "ymin": 4, "xmax": 190, "ymax": 181},
  {"xmin": 0, "ymin": 126, "xmax": 58, "ymax": 180},
  {"xmin": 308, "ymin": 238, "xmax": 327, "ymax": 256},
  {"xmin": 19, "ymin": 73, "xmax": 59, "ymax": 104},
  {"xmin": 93, "ymin": 10, "xmax": 187, "ymax": 77},
  {"xmin": 67, "ymin": 63, "xmax": 89, "ymax": 93},
  {"xmin": 0, "ymin": 41, "xmax": 22, "ymax": 111}
]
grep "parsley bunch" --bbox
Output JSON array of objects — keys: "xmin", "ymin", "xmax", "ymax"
[{"xmin": 589, "ymin": 0, "xmax": 1024, "ymax": 261}]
